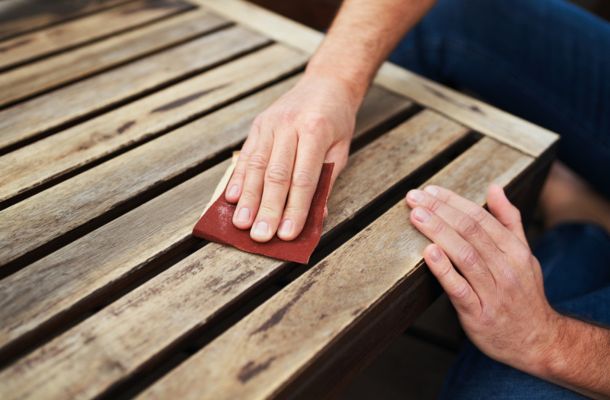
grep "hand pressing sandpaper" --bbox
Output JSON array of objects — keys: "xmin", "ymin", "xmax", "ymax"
[{"xmin": 192, "ymin": 154, "xmax": 334, "ymax": 264}]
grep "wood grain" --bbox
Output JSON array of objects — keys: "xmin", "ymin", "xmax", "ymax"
[
  {"xmin": 0, "ymin": 110, "xmax": 469, "ymax": 400},
  {"xmin": 0, "ymin": 25, "xmax": 269, "ymax": 151},
  {"xmin": 0, "ymin": 46, "xmax": 305, "ymax": 267},
  {"xmin": 138, "ymin": 138, "xmax": 533, "ymax": 400},
  {"xmin": 0, "ymin": 84, "xmax": 412, "ymax": 357},
  {"xmin": 0, "ymin": 0, "xmax": 193, "ymax": 71},
  {"xmin": 0, "ymin": 10, "xmax": 229, "ymax": 106},
  {"xmin": 0, "ymin": 0, "xmax": 133, "ymax": 41},
  {"xmin": 0, "ymin": 43, "xmax": 300, "ymax": 204},
  {"xmin": 196, "ymin": 0, "xmax": 559, "ymax": 157}
]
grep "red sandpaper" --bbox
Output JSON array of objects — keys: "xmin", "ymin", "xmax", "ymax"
[{"xmin": 192, "ymin": 163, "xmax": 334, "ymax": 264}]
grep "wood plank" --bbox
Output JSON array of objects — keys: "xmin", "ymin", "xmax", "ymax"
[
  {"xmin": 0, "ymin": 42, "xmax": 296, "ymax": 204},
  {"xmin": 0, "ymin": 25, "xmax": 269, "ymax": 151},
  {"xmin": 0, "ymin": 0, "xmax": 133, "ymax": 41},
  {"xmin": 0, "ymin": 46, "xmax": 305, "ymax": 267},
  {"xmin": 0, "ymin": 84, "xmax": 412, "ymax": 358},
  {"xmin": 138, "ymin": 138, "xmax": 534, "ymax": 400},
  {"xmin": 0, "ymin": 110, "xmax": 470, "ymax": 400},
  {"xmin": 196, "ymin": 0, "xmax": 559, "ymax": 157},
  {"xmin": 0, "ymin": 10, "xmax": 229, "ymax": 106},
  {"xmin": 0, "ymin": 0, "xmax": 193, "ymax": 71}
]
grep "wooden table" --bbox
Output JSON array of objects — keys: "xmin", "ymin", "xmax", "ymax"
[{"xmin": 0, "ymin": 0, "xmax": 558, "ymax": 398}]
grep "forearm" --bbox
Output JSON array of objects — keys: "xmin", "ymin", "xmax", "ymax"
[
  {"xmin": 535, "ymin": 316, "xmax": 610, "ymax": 399},
  {"xmin": 306, "ymin": 0, "xmax": 436, "ymax": 105}
]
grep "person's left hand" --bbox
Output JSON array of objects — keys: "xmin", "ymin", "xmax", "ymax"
[{"xmin": 405, "ymin": 184, "xmax": 565, "ymax": 375}]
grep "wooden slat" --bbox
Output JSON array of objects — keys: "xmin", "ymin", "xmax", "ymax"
[
  {"xmin": 0, "ymin": 110, "xmax": 470, "ymax": 400},
  {"xmin": 0, "ymin": 0, "xmax": 133, "ymax": 41},
  {"xmin": 0, "ymin": 0, "xmax": 193, "ymax": 71},
  {"xmin": 138, "ymin": 138, "xmax": 534, "ymax": 400},
  {"xmin": 0, "ymin": 25, "xmax": 269, "ymax": 151},
  {"xmin": 0, "ymin": 46, "xmax": 305, "ymax": 267},
  {"xmin": 0, "ymin": 10, "xmax": 229, "ymax": 106},
  {"xmin": 0, "ymin": 42, "xmax": 296, "ymax": 204},
  {"xmin": 0, "ymin": 84, "xmax": 413, "ymax": 356},
  {"xmin": 196, "ymin": 0, "xmax": 559, "ymax": 157}
]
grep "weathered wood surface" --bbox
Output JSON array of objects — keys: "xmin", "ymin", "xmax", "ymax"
[
  {"xmin": 0, "ymin": 0, "xmax": 193, "ymax": 71},
  {"xmin": 0, "ymin": 84, "xmax": 412, "ymax": 357},
  {"xmin": 0, "ymin": 46, "xmax": 305, "ymax": 267},
  {"xmin": 0, "ymin": 24, "xmax": 266, "ymax": 151},
  {"xmin": 139, "ymin": 138, "xmax": 534, "ymax": 400},
  {"xmin": 197, "ymin": 0, "xmax": 559, "ymax": 156},
  {"xmin": 0, "ymin": 0, "xmax": 132, "ymax": 41},
  {"xmin": 0, "ymin": 10, "xmax": 229, "ymax": 106},
  {"xmin": 0, "ymin": 110, "xmax": 469, "ymax": 400},
  {"xmin": 0, "ymin": 43, "xmax": 297, "ymax": 204}
]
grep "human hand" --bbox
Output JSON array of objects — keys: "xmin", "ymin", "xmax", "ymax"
[
  {"xmin": 225, "ymin": 74, "xmax": 360, "ymax": 242},
  {"xmin": 405, "ymin": 184, "xmax": 564, "ymax": 375}
]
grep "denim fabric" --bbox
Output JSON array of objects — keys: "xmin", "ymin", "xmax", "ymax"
[
  {"xmin": 438, "ymin": 223, "xmax": 610, "ymax": 399},
  {"xmin": 389, "ymin": 0, "xmax": 610, "ymax": 199}
]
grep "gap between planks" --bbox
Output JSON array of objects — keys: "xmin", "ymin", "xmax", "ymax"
[
  {"xmin": 0, "ymin": 110, "xmax": 473, "ymax": 400},
  {"xmin": 0, "ymin": 10, "xmax": 231, "ymax": 108},
  {"xmin": 0, "ymin": 0, "xmax": 134, "ymax": 41},
  {"xmin": 0, "ymin": 0, "xmax": 195, "ymax": 72},
  {"xmin": 195, "ymin": 0, "xmax": 559, "ymax": 158},
  {"xmin": 137, "ymin": 137, "xmax": 535, "ymax": 400},
  {"xmin": 0, "ymin": 82, "xmax": 414, "ymax": 364},
  {"xmin": 0, "ymin": 21, "xmax": 263, "ymax": 153}
]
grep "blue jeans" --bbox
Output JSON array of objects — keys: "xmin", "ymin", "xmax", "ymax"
[
  {"xmin": 389, "ymin": 0, "xmax": 610, "ymax": 397},
  {"xmin": 390, "ymin": 0, "xmax": 610, "ymax": 199}
]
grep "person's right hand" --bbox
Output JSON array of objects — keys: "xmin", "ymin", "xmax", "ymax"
[{"xmin": 224, "ymin": 74, "xmax": 362, "ymax": 242}]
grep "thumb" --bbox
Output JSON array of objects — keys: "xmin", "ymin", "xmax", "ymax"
[{"xmin": 487, "ymin": 184, "xmax": 528, "ymax": 244}]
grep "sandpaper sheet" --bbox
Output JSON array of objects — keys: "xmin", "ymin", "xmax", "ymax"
[{"xmin": 192, "ymin": 155, "xmax": 334, "ymax": 264}]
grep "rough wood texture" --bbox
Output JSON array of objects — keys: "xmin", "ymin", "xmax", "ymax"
[
  {"xmin": 0, "ymin": 47, "xmax": 305, "ymax": 267},
  {"xmin": 0, "ymin": 110, "xmax": 469, "ymax": 400},
  {"xmin": 139, "ymin": 138, "xmax": 533, "ymax": 400},
  {"xmin": 0, "ymin": 0, "xmax": 132, "ymax": 41},
  {"xmin": 0, "ymin": 24, "xmax": 267, "ymax": 151},
  {"xmin": 0, "ymin": 10, "xmax": 229, "ymax": 106},
  {"xmin": 0, "ymin": 84, "xmax": 412, "ymax": 357},
  {"xmin": 197, "ymin": 0, "xmax": 559, "ymax": 157},
  {"xmin": 0, "ymin": 0, "xmax": 193, "ymax": 71},
  {"xmin": 0, "ymin": 43, "xmax": 298, "ymax": 204}
]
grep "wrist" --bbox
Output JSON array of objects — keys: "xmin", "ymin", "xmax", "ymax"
[
  {"xmin": 529, "ymin": 312, "xmax": 572, "ymax": 379},
  {"xmin": 304, "ymin": 57, "xmax": 369, "ymax": 109}
]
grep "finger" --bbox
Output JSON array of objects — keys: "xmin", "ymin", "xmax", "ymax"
[
  {"xmin": 250, "ymin": 129, "xmax": 297, "ymax": 242},
  {"xmin": 406, "ymin": 189, "xmax": 504, "ymax": 269},
  {"xmin": 324, "ymin": 141, "xmax": 350, "ymax": 194},
  {"xmin": 232, "ymin": 126, "xmax": 273, "ymax": 230},
  {"xmin": 225, "ymin": 120, "xmax": 260, "ymax": 203},
  {"xmin": 422, "ymin": 185, "xmax": 526, "ymax": 255},
  {"xmin": 277, "ymin": 137, "xmax": 326, "ymax": 240},
  {"xmin": 487, "ymin": 184, "xmax": 528, "ymax": 244},
  {"xmin": 424, "ymin": 244, "xmax": 481, "ymax": 315},
  {"xmin": 410, "ymin": 207, "xmax": 496, "ymax": 298}
]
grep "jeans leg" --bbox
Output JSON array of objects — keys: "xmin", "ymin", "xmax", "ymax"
[
  {"xmin": 390, "ymin": 0, "xmax": 610, "ymax": 198},
  {"xmin": 438, "ymin": 223, "xmax": 610, "ymax": 399}
]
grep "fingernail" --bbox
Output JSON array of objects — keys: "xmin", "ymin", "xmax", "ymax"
[
  {"xmin": 236, "ymin": 207, "xmax": 250, "ymax": 224},
  {"xmin": 412, "ymin": 208, "xmax": 431, "ymax": 223},
  {"xmin": 424, "ymin": 185, "xmax": 439, "ymax": 196},
  {"xmin": 252, "ymin": 221, "xmax": 269, "ymax": 238},
  {"xmin": 407, "ymin": 190, "xmax": 424, "ymax": 203},
  {"xmin": 227, "ymin": 184, "xmax": 240, "ymax": 198},
  {"xmin": 278, "ymin": 219, "xmax": 293, "ymax": 237},
  {"xmin": 429, "ymin": 246, "xmax": 442, "ymax": 262}
]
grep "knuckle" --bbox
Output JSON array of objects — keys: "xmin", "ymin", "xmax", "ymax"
[
  {"xmin": 292, "ymin": 170, "xmax": 316, "ymax": 189},
  {"xmin": 301, "ymin": 114, "xmax": 331, "ymax": 134},
  {"xmin": 429, "ymin": 219, "xmax": 445, "ymax": 235},
  {"xmin": 241, "ymin": 188, "xmax": 260, "ymax": 203},
  {"xmin": 453, "ymin": 283, "xmax": 470, "ymax": 300},
  {"xmin": 283, "ymin": 205, "xmax": 308, "ymax": 220},
  {"xmin": 248, "ymin": 153, "xmax": 268, "ymax": 171},
  {"xmin": 469, "ymin": 206, "xmax": 488, "ymax": 223},
  {"xmin": 265, "ymin": 164, "xmax": 291, "ymax": 186},
  {"xmin": 458, "ymin": 216, "xmax": 480, "ymax": 238},
  {"xmin": 479, "ymin": 305, "xmax": 496, "ymax": 326},
  {"xmin": 459, "ymin": 245, "xmax": 479, "ymax": 266},
  {"xmin": 428, "ymin": 198, "xmax": 443, "ymax": 213},
  {"xmin": 258, "ymin": 203, "xmax": 280, "ymax": 217}
]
